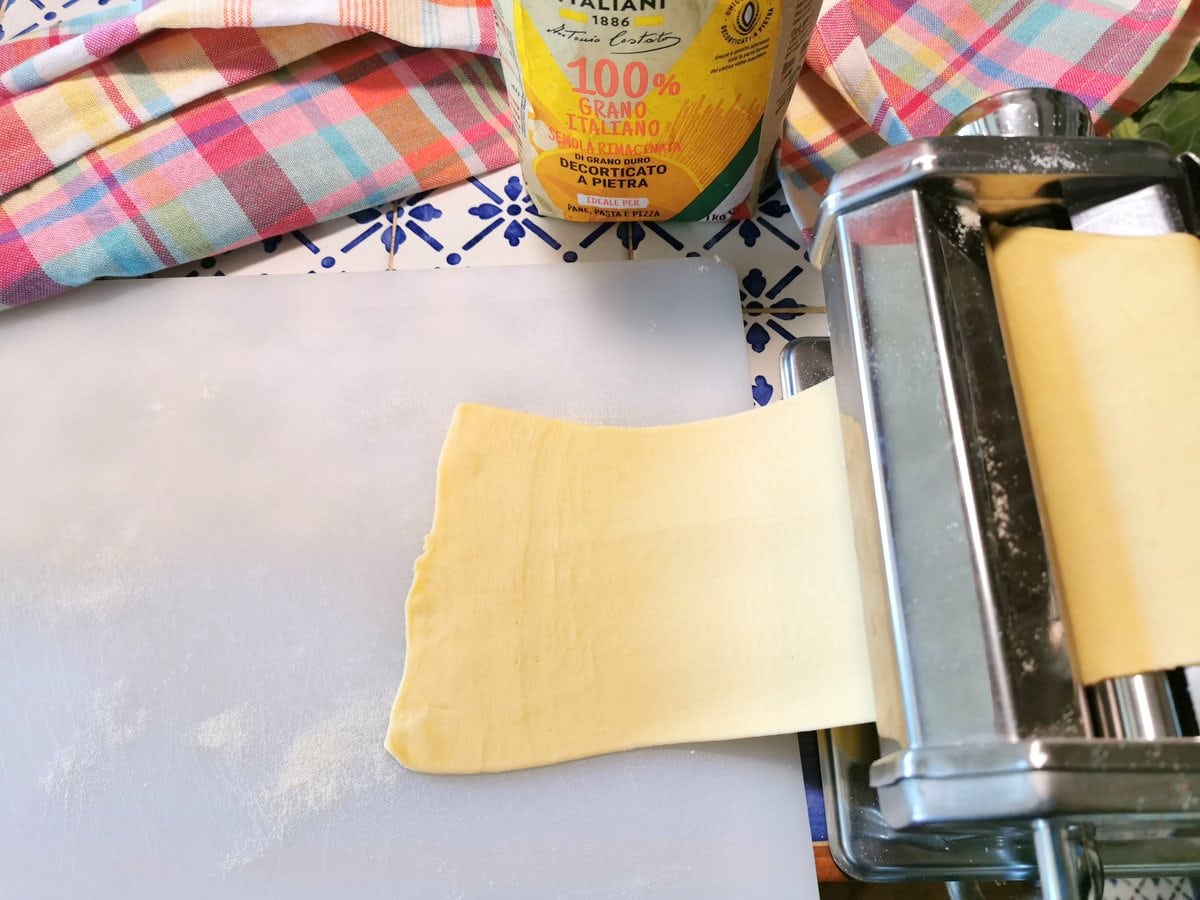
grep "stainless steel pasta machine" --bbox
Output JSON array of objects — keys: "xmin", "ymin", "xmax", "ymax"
[{"xmin": 782, "ymin": 87, "xmax": 1200, "ymax": 899}]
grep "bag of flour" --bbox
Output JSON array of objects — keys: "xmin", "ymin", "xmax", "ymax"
[{"xmin": 492, "ymin": 0, "xmax": 818, "ymax": 221}]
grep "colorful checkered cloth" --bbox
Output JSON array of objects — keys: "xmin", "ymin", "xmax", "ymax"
[
  {"xmin": 2, "ymin": 0, "xmax": 1197, "ymax": 306},
  {"xmin": 778, "ymin": 0, "xmax": 1200, "ymax": 226}
]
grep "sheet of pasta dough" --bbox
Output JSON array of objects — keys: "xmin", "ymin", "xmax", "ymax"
[
  {"xmin": 992, "ymin": 227, "xmax": 1200, "ymax": 684},
  {"xmin": 386, "ymin": 380, "xmax": 875, "ymax": 773}
]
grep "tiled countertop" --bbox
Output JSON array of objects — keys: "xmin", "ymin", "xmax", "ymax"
[{"xmin": 149, "ymin": 169, "xmax": 829, "ymax": 410}]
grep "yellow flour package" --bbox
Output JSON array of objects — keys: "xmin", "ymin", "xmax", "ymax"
[{"xmin": 493, "ymin": 0, "xmax": 818, "ymax": 221}]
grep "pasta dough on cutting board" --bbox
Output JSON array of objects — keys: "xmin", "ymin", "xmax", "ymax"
[
  {"xmin": 386, "ymin": 228, "xmax": 1200, "ymax": 774},
  {"xmin": 386, "ymin": 380, "xmax": 875, "ymax": 774},
  {"xmin": 991, "ymin": 227, "xmax": 1200, "ymax": 684}
]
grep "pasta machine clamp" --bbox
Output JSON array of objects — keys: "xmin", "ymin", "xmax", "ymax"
[{"xmin": 787, "ymin": 88, "xmax": 1200, "ymax": 898}]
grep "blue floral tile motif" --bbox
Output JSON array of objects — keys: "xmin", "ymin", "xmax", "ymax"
[
  {"xmin": 620, "ymin": 179, "xmax": 803, "ymax": 255},
  {"xmin": 700, "ymin": 187, "xmax": 801, "ymax": 253},
  {"xmin": 751, "ymin": 375, "xmax": 774, "ymax": 407},
  {"xmin": 745, "ymin": 322, "xmax": 771, "ymax": 353},
  {"xmin": 287, "ymin": 228, "xmax": 336, "ymax": 269},
  {"xmin": 741, "ymin": 264, "xmax": 815, "ymax": 353},
  {"xmin": 453, "ymin": 175, "xmax": 563, "ymax": 263},
  {"xmin": 3, "ymin": 0, "xmax": 97, "ymax": 42},
  {"xmin": 209, "ymin": 193, "xmax": 447, "ymax": 272},
  {"xmin": 378, "ymin": 192, "xmax": 444, "ymax": 254},
  {"xmin": 797, "ymin": 731, "xmax": 827, "ymax": 842},
  {"xmin": 161, "ymin": 198, "xmax": 422, "ymax": 276},
  {"xmin": 615, "ymin": 222, "xmax": 683, "ymax": 254},
  {"xmin": 573, "ymin": 222, "xmax": 624, "ymax": 262}
]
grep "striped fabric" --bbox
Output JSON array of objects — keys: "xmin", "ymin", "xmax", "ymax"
[{"xmin": 2, "ymin": 0, "xmax": 1197, "ymax": 306}]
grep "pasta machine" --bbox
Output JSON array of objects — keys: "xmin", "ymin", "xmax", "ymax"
[{"xmin": 783, "ymin": 88, "xmax": 1200, "ymax": 898}]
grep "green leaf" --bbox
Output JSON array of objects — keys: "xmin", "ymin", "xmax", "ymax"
[
  {"xmin": 1124, "ymin": 47, "xmax": 1200, "ymax": 154},
  {"xmin": 1135, "ymin": 88, "xmax": 1200, "ymax": 154},
  {"xmin": 1170, "ymin": 57, "xmax": 1200, "ymax": 85},
  {"xmin": 1111, "ymin": 118, "xmax": 1140, "ymax": 139}
]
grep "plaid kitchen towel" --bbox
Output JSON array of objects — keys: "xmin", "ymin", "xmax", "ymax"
[
  {"xmin": 2, "ymin": 0, "xmax": 1198, "ymax": 306},
  {"xmin": 0, "ymin": 1, "xmax": 516, "ymax": 304},
  {"xmin": 778, "ymin": 0, "xmax": 1200, "ymax": 228}
]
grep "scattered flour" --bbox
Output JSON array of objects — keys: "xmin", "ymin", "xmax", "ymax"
[
  {"xmin": 40, "ymin": 742, "xmax": 104, "ymax": 810},
  {"xmin": 956, "ymin": 203, "xmax": 982, "ymax": 231},
  {"xmin": 220, "ymin": 695, "xmax": 398, "ymax": 873},
  {"xmin": 978, "ymin": 439, "xmax": 1013, "ymax": 544},
  {"xmin": 40, "ymin": 679, "xmax": 149, "ymax": 806},
  {"xmin": 195, "ymin": 707, "xmax": 251, "ymax": 759},
  {"xmin": 1, "ymin": 541, "xmax": 157, "ymax": 625},
  {"xmin": 1027, "ymin": 149, "xmax": 1079, "ymax": 171},
  {"xmin": 991, "ymin": 482, "xmax": 1012, "ymax": 542}
]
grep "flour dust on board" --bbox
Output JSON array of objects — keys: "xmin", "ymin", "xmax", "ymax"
[{"xmin": 493, "ymin": 0, "xmax": 818, "ymax": 221}]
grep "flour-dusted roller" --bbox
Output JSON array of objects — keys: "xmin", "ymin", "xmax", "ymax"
[{"xmin": 784, "ymin": 88, "xmax": 1200, "ymax": 898}]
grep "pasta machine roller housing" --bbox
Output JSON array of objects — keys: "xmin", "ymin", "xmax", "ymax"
[{"xmin": 803, "ymin": 89, "xmax": 1200, "ymax": 897}]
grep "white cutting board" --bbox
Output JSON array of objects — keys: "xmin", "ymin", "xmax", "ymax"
[{"xmin": 0, "ymin": 260, "xmax": 818, "ymax": 899}]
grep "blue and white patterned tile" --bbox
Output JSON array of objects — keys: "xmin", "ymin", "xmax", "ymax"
[
  {"xmin": 425, "ymin": 165, "xmax": 630, "ymax": 267},
  {"xmin": 626, "ymin": 180, "xmax": 808, "ymax": 269},
  {"xmin": 157, "ymin": 166, "xmax": 632, "ymax": 278},
  {"xmin": 624, "ymin": 180, "xmax": 826, "ymax": 406},
  {"xmin": 0, "ymin": 0, "xmax": 104, "ymax": 42},
  {"xmin": 154, "ymin": 170, "xmax": 825, "ymax": 409},
  {"xmin": 0, "ymin": 0, "xmax": 43, "ymax": 42},
  {"xmin": 158, "ymin": 204, "xmax": 396, "ymax": 277},
  {"xmin": 736, "ymin": 262, "xmax": 828, "ymax": 406}
]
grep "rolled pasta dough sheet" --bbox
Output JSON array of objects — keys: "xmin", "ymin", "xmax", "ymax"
[
  {"xmin": 992, "ymin": 227, "xmax": 1200, "ymax": 684},
  {"xmin": 386, "ymin": 380, "xmax": 875, "ymax": 774}
]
